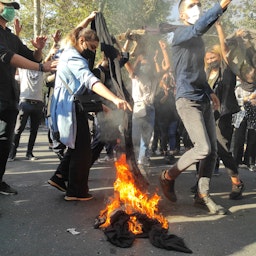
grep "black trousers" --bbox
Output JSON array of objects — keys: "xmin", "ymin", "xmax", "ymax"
[
  {"xmin": 216, "ymin": 114, "xmax": 239, "ymax": 177},
  {"xmin": 56, "ymin": 106, "xmax": 92, "ymax": 197},
  {"xmin": 10, "ymin": 100, "xmax": 43, "ymax": 155},
  {"xmin": 0, "ymin": 100, "xmax": 18, "ymax": 180},
  {"xmin": 231, "ymin": 117, "xmax": 247, "ymax": 166}
]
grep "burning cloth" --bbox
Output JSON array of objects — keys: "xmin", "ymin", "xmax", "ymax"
[{"xmin": 94, "ymin": 154, "xmax": 192, "ymax": 253}]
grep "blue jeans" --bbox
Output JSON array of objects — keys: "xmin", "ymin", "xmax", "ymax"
[
  {"xmin": 175, "ymin": 98, "xmax": 217, "ymax": 179},
  {"xmin": 132, "ymin": 105, "xmax": 155, "ymax": 164},
  {"xmin": 168, "ymin": 120, "xmax": 178, "ymax": 151}
]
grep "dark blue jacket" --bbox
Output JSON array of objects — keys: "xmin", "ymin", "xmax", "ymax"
[{"xmin": 172, "ymin": 3, "xmax": 223, "ymax": 101}]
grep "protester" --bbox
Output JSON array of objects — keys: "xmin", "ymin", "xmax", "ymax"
[
  {"xmin": 90, "ymin": 52, "xmax": 126, "ymax": 165},
  {"xmin": 152, "ymin": 41, "xmax": 179, "ymax": 164},
  {"xmin": 8, "ymin": 67, "xmax": 45, "ymax": 161},
  {"xmin": 232, "ymin": 80, "xmax": 256, "ymax": 170},
  {"xmin": 48, "ymin": 13, "xmax": 131, "ymax": 201},
  {"xmin": 125, "ymin": 53, "xmax": 158, "ymax": 169},
  {"xmin": 159, "ymin": 0, "xmax": 233, "ymax": 215},
  {"xmin": 203, "ymin": 20, "xmax": 244, "ymax": 199},
  {"xmin": 0, "ymin": 0, "xmax": 56, "ymax": 195}
]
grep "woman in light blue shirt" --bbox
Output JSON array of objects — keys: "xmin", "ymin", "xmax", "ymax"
[{"xmin": 48, "ymin": 26, "xmax": 131, "ymax": 201}]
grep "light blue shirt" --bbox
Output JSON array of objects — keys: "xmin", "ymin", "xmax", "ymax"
[{"xmin": 50, "ymin": 46, "xmax": 99, "ymax": 148}]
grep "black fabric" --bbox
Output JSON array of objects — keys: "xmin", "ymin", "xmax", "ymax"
[
  {"xmin": 92, "ymin": 13, "xmax": 125, "ymax": 99},
  {"xmin": 0, "ymin": 26, "xmax": 38, "ymax": 102},
  {"xmin": 92, "ymin": 12, "xmax": 148, "ymax": 189},
  {"xmin": 99, "ymin": 211, "xmax": 192, "ymax": 253},
  {"xmin": 149, "ymin": 225, "xmax": 193, "ymax": 253},
  {"xmin": 240, "ymin": 81, "xmax": 256, "ymax": 92},
  {"xmin": 103, "ymin": 211, "xmax": 135, "ymax": 248},
  {"xmin": 226, "ymin": 30, "xmax": 256, "ymax": 85},
  {"xmin": 206, "ymin": 62, "xmax": 240, "ymax": 117}
]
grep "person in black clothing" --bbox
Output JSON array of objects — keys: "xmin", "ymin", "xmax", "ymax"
[
  {"xmin": 203, "ymin": 20, "xmax": 244, "ymax": 199},
  {"xmin": 0, "ymin": 0, "xmax": 56, "ymax": 195},
  {"xmin": 90, "ymin": 53, "xmax": 127, "ymax": 165}
]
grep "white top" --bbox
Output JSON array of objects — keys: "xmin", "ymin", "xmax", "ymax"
[
  {"xmin": 131, "ymin": 76, "xmax": 155, "ymax": 105},
  {"xmin": 18, "ymin": 68, "xmax": 45, "ymax": 101}
]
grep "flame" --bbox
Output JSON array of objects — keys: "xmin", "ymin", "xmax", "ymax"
[{"xmin": 99, "ymin": 154, "xmax": 168, "ymax": 233}]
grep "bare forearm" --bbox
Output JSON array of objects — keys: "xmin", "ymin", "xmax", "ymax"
[
  {"xmin": 10, "ymin": 54, "xmax": 41, "ymax": 70},
  {"xmin": 92, "ymin": 82, "xmax": 119, "ymax": 103},
  {"xmin": 33, "ymin": 49, "xmax": 43, "ymax": 62},
  {"xmin": 10, "ymin": 54, "xmax": 56, "ymax": 72},
  {"xmin": 216, "ymin": 23, "xmax": 228, "ymax": 63},
  {"xmin": 161, "ymin": 50, "xmax": 170, "ymax": 71}
]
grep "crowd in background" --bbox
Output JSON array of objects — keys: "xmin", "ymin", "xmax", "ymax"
[{"xmin": 1, "ymin": 0, "xmax": 256, "ymax": 214}]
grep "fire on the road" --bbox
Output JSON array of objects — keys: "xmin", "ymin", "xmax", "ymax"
[{"xmin": 98, "ymin": 154, "xmax": 168, "ymax": 234}]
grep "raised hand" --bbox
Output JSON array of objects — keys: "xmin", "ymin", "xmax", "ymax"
[{"xmin": 31, "ymin": 36, "xmax": 48, "ymax": 50}]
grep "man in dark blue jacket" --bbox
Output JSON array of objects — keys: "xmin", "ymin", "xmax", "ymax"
[{"xmin": 160, "ymin": 0, "xmax": 233, "ymax": 215}]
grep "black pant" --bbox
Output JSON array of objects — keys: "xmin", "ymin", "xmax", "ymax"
[
  {"xmin": 56, "ymin": 107, "xmax": 92, "ymax": 197},
  {"xmin": 0, "ymin": 100, "xmax": 18, "ymax": 180},
  {"xmin": 10, "ymin": 100, "xmax": 43, "ymax": 155},
  {"xmin": 244, "ymin": 129, "xmax": 256, "ymax": 166},
  {"xmin": 216, "ymin": 114, "xmax": 238, "ymax": 177},
  {"xmin": 231, "ymin": 118, "xmax": 247, "ymax": 166}
]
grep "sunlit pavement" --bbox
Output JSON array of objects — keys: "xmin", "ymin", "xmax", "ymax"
[{"xmin": 1, "ymin": 127, "xmax": 256, "ymax": 256}]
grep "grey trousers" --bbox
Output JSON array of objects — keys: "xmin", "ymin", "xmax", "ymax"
[{"xmin": 175, "ymin": 98, "xmax": 217, "ymax": 180}]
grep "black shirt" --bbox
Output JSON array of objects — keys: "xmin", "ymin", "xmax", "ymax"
[{"xmin": 0, "ymin": 25, "xmax": 36, "ymax": 102}]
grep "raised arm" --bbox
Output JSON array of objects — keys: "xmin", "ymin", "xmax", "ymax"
[
  {"xmin": 215, "ymin": 19, "xmax": 228, "ymax": 63},
  {"xmin": 76, "ymin": 11, "xmax": 97, "ymax": 28},
  {"xmin": 159, "ymin": 40, "xmax": 170, "ymax": 71}
]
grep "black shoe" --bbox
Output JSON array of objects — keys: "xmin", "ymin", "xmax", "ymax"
[
  {"xmin": 159, "ymin": 170, "xmax": 177, "ymax": 202},
  {"xmin": 48, "ymin": 175, "xmax": 67, "ymax": 192},
  {"xmin": 26, "ymin": 153, "xmax": 38, "ymax": 161},
  {"xmin": 190, "ymin": 184, "xmax": 198, "ymax": 194},
  {"xmin": 64, "ymin": 193, "xmax": 93, "ymax": 201},
  {"xmin": 8, "ymin": 149, "xmax": 16, "ymax": 162},
  {"xmin": 194, "ymin": 194, "xmax": 227, "ymax": 215},
  {"xmin": 164, "ymin": 154, "xmax": 176, "ymax": 165},
  {"xmin": 229, "ymin": 181, "xmax": 245, "ymax": 200},
  {"xmin": 0, "ymin": 181, "xmax": 18, "ymax": 195},
  {"xmin": 56, "ymin": 150, "xmax": 64, "ymax": 160}
]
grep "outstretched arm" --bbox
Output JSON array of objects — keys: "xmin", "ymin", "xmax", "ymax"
[
  {"xmin": 215, "ymin": 19, "xmax": 228, "ymax": 63},
  {"xmin": 10, "ymin": 53, "xmax": 57, "ymax": 72}
]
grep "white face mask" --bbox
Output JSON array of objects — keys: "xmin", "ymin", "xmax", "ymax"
[{"xmin": 186, "ymin": 5, "xmax": 201, "ymax": 25}]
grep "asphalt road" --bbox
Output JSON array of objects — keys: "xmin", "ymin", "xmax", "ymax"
[{"xmin": 1, "ymin": 128, "xmax": 256, "ymax": 256}]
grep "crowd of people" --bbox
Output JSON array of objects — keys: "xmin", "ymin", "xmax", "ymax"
[{"xmin": 1, "ymin": 0, "xmax": 255, "ymax": 215}]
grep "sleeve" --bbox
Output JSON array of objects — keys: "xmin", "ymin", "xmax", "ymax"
[
  {"xmin": 67, "ymin": 54, "xmax": 100, "ymax": 93},
  {"xmin": 0, "ymin": 44, "xmax": 15, "ymax": 64},
  {"xmin": 173, "ymin": 3, "xmax": 223, "ymax": 45},
  {"xmin": 16, "ymin": 38, "xmax": 37, "ymax": 62}
]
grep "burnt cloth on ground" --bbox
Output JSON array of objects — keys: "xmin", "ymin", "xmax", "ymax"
[{"xmin": 96, "ymin": 211, "xmax": 192, "ymax": 253}]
